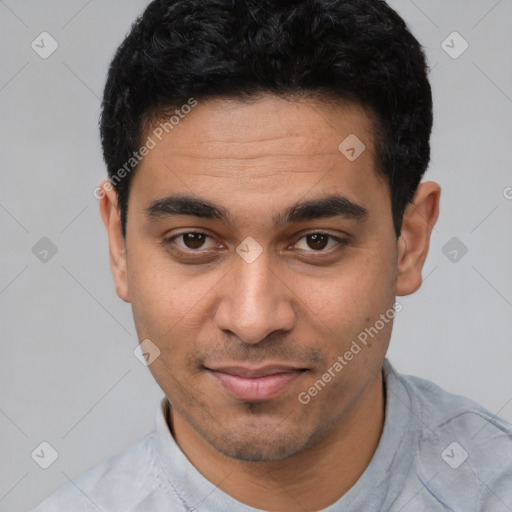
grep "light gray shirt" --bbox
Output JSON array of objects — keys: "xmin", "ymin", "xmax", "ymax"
[{"xmin": 32, "ymin": 358, "xmax": 512, "ymax": 511}]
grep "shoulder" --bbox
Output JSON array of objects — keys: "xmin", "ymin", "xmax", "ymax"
[
  {"xmin": 398, "ymin": 368, "xmax": 512, "ymax": 445},
  {"xmin": 31, "ymin": 432, "xmax": 178, "ymax": 512},
  {"xmin": 388, "ymin": 362, "xmax": 512, "ymax": 509}
]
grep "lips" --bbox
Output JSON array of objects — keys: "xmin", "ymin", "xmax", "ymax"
[{"xmin": 206, "ymin": 364, "xmax": 307, "ymax": 402}]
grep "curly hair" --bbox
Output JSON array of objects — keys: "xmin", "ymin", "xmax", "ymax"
[{"xmin": 100, "ymin": 0, "xmax": 433, "ymax": 238}]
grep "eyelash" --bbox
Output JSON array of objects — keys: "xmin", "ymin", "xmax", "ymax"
[{"xmin": 163, "ymin": 231, "xmax": 350, "ymax": 257}]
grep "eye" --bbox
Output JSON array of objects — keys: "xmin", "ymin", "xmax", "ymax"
[
  {"xmin": 293, "ymin": 233, "xmax": 347, "ymax": 252},
  {"xmin": 168, "ymin": 232, "xmax": 218, "ymax": 251}
]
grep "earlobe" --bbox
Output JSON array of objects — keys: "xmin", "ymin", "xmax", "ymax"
[
  {"xmin": 396, "ymin": 181, "xmax": 441, "ymax": 296},
  {"xmin": 98, "ymin": 180, "xmax": 131, "ymax": 303}
]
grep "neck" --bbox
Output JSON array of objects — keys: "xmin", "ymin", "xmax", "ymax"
[{"xmin": 168, "ymin": 373, "xmax": 385, "ymax": 511}]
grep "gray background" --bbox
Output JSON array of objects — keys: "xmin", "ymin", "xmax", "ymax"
[{"xmin": 0, "ymin": 1, "xmax": 511, "ymax": 510}]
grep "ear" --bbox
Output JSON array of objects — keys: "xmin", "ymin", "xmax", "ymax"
[
  {"xmin": 396, "ymin": 181, "xmax": 441, "ymax": 296},
  {"xmin": 98, "ymin": 180, "xmax": 130, "ymax": 303}
]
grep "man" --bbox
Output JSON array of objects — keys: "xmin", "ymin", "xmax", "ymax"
[{"xmin": 33, "ymin": 0, "xmax": 512, "ymax": 510}]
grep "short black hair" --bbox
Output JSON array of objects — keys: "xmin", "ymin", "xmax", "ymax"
[{"xmin": 100, "ymin": 0, "xmax": 433, "ymax": 238}]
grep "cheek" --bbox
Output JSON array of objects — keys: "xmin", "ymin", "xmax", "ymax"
[
  {"xmin": 126, "ymin": 252, "xmax": 186, "ymax": 336},
  {"xmin": 127, "ymin": 259, "xmax": 209, "ymax": 394},
  {"xmin": 296, "ymin": 250, "xmax": 397, "ymax": 377},
  {"xmin": 301, "ymin": 249, "xmax": 396, "ymax": 329},
  {"xmin": 126, "ymin": 248, "xmax": 224, "ymax": 345}
]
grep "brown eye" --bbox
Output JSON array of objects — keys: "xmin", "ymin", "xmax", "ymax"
[
  {"xmin": 163, "ymin": 231, "xmax": 222, "ymax": 262},
  {"xmin": 181, "ymin": 233, "xmax": 207, "ymax": 249},
  {"xmin": 306, "ymin": 233, "xmax": 329, "ymax": 250},
  {"xmin": 293, "ymin": 233, "xmax": 348, "ymax": 253}
]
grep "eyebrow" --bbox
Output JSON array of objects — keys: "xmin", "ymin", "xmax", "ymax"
[{"xmin": 144, "ymin": 194, "xmax": 368, "ymax": 226}]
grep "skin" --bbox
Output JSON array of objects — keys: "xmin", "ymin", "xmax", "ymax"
[{"xmin": 100, "ymin": 94, "xmax": 440, "ymax": 511}]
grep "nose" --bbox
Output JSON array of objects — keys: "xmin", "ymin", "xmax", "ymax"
[{"xmin": 213, "ymin": 251, "xmax": 296, "ymax": 344}]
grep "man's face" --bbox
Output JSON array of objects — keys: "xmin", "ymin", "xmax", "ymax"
[{"xmin": 118, "ymin": 95, "xmax": 400, "ymax": 461}]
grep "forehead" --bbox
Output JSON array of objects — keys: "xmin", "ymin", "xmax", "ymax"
[
  {"xmin": 143, "ymin": 94, "xmax": 376, "ymax": 159},
  {"xmin": 129, "ymin": 94, "xmax": 389, "ymax": 222}
]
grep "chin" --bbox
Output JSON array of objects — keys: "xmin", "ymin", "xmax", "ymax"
[
  {"xmin": 201, "ymin": 421, "xmax": 318, "ymax": 462},
  {"xmin": 214, "ymin": 437, "xmax": 306, "ymax": 462}
]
